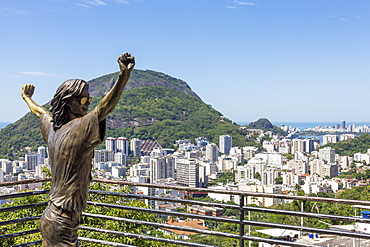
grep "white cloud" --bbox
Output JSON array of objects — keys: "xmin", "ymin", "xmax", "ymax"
[
  {"xmin": 354, "ymin": 15, "xmax": 360, "ymax": 18},
  {"xmin": 79, "ymin": 0, "xmax": 106, "ymax": 7},
  {"xmin": 76, "ymin": 3, "xmax": 91, "ymax": 8},
  {"xmin": 0, "ymin": 8, "xmax": 32, "ymax": 16},
  {"xmin": 224, "ymin": 6, "xmax": 237, "ymax": 9},
  {"xmin": 87, "ymin": 0, "xmax": 106, "ymax": 6},
  {"xmin": 20, "ymin": 72, "xmax": 60, "ymax": 78},
  {"xmin": 339, "ymin": 18, "xmax": 348, "ymax": 21},
  {"xmin": 234, "ymin": 0, "xmax": 255, "ymax": 5},
  {"xmin": 115, "ymin": 0, "xmax": 130, "ymax": 3}
]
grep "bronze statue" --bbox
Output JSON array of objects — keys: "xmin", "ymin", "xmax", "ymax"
[{"xmin": 21, "ymin": 53, "xmax": 135, "ymax": 246}]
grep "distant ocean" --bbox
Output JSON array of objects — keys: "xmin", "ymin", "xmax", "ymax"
[
  {"xmin": 236, "ymin": 122, "xmax": 370, "ymax": 131},
  {"xmin": 0, "ymin": 122, "xmax": 10, "ymax": 129}
]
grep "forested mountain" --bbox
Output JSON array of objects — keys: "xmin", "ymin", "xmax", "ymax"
[
  {"xmin": 0, "ymin": 69, "xmax": 257, "ymax": 159},
  {"xmin": 244, "ymin": 118, "xmax": 287, "ymax": 136}
]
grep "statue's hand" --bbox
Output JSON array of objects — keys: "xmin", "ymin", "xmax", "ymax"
[
  {"xmin": 118, "ymin": 52, "xmax": 135, "ymax": 73},
  {"xmin": 22, "ymin": 84, "xmax": 35, "ymax": 99}
]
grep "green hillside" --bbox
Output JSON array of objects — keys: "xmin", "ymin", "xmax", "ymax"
[
  {"xmin": 0, "ymin": 70, "xmax": 258, "ymax": 159},
  {"xmin": 245, "ymin": 118, "xmax": 287, "ymax": 136},
  {"xmin": 319, "ymin": 133, "xmax": 370, "ymax": 156}
]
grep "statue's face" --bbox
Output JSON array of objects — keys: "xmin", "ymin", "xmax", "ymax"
[{"xmin": 68, "ymin": 86, "xmax": 91, "ymax": 118}]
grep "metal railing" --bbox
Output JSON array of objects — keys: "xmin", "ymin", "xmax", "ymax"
[{"xmin": 1, "ymin": 178, "xmax": 370, "ymax": 247}]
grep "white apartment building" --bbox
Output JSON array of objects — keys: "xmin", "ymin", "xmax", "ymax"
[
  {"xmin": 247, "ymin": 157, "xmax": 268, "ymax": 175},
  {"xmin": 206, "ymin": 143, "xmax": 219, "ymax": 163},
  {"xmin": 254, "ymin": 153, "xmax": 283, "ymax": 168},
  {"xmin": 112, "ymin": 166, "xmax": 126, "ymax": 178},
  {"xmin": 236, "ymin": 164, "xmax": 255, "ymax": 183},
  {"xmin": 38, "ymin": 146, "xmax": 47, "ymax": 164},
  {"xmin": 117, "ymin": 137, "xmax": 129, "ymax": 155},
  {"xmin": 319, "ymin": 147, "xmax": 336, "ymax": 163},
  {"xmin": 0, "ymin": 160, "xmax": 12, "ymax": 174},
  {"xmin": 243, "ymin": 146, "xmax": 258, "ymax": 160},
  {"xmin": 292, "ymin": 139, "xmax": 305, "ymax": 153},
  {"xmin": 176, "ymin": 159, "xmax": 199, "ymax": 187},
  {"xmin": 340, "ymin": 134, "xmax": 355, "ymax": 142},
  {"xmin": 219, "ymin": 135, "xmax": 232, "ymax": 154},
  {"xmin": 106, "ymin": 137, "xmax": 117, "ymax": 152},
  {"xmin": 114, "ymin": 152, "xmax": 127, "ymax": 166},
  {"xmin": 261, "ymin": 168, "xmax": 280, "ymax": 185},
  {"xmin": 149, "ymin": 156, "xmax": 175, "ymax": 182},
  {"xmin": 287, "ymin": 160, "xmax": 308, "ymax": 175},
  {"xmin": 25, "ymin": 153, "xmax": 40, "ymax": 171},
  {"xmin": 339, "ymin": 156, "xmax": 353, "ymax": 169},
  {"xmin": 282, "ymin": 171, "xmax": 301, "ymax": 186},
  {"xmin": 130, "ymin": 138, "xmax": 141, "ymax": 157},
  {"xmin": 218, "ymin": 156, "xmax": 238, "ymax": 171},
  {"xmin": 94, "ymin": 150, "xmax": 115, "ymax": 165},
  {"xmin": 323, "ymin": 135, "xmax": 338, "ymax": 145}
]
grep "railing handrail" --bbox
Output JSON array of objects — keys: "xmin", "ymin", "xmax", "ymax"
[{"xmin": 2, "ymin": 178, "xmax": 370, "ymax": 206}]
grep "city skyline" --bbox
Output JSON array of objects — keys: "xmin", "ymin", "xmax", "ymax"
[{"xmin": 1, "ymin": 1, "xmax": 370, "ymax": 123}]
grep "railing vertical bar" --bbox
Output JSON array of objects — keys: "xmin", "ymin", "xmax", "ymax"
[
  {"xmin": 301, "ymin": 200, "xmax": 304, "ymax": 237},
  {"xmin": 248, "ymin": 210, "xmax": 251, "ymax": 247},
  {"xmin": 239, "ymin": 195, "xmax": 245, "ymax": 247}
]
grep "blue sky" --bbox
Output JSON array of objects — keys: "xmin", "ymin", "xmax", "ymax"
[{"xmin": 1, "ymin": 0, "xmax": 370, "ymax": 124}]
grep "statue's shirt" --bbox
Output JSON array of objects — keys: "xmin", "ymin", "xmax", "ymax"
[{"xmin": 40, "ymin": 109, "xmax": 105, "ymax": 213}]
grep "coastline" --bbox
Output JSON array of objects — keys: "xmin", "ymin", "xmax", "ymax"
[{"xmin": 237, "ymin": 121, "xmax": 370, "ymax": 131}]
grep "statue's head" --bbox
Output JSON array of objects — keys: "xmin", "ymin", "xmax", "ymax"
[{"xmin": 50, "ymin": 79, "xmax": 91, "ymax": 130}]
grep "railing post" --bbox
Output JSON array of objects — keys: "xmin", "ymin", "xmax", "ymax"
[
  {"xmin": 248, "ymin": 210, "xmax": 251, "ymax": 247},
  {"xmin": 239, "ymin": 195, "xmax": 245, "ymax": 247},
  {"xmin": 301, "ymin": 200, "xmax": 304, "ymax": 237}
]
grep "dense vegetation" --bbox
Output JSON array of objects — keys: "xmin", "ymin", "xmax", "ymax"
[
  {"xmin": 100, "ymin": 86, "xmax": 258, "ymax": 148},
  {"xmin": 318, "ymin": 133, "xmax": 370, "ymax": 156},
  {"xmin": 245, "ymin": 118, "xmax": 287, "ymax": 136},
  {"xmin": 89, "ymin": 69, "xmax": 199, "ymax": 98}
]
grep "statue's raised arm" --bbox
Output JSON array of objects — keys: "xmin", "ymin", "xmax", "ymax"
[
  {"xmin": 95, "ymin": 52, "xmax": 135, "ymax": 121},
  {"xmin": 21, "ymin": 84, "xmax": 50, "ymax": 118}
]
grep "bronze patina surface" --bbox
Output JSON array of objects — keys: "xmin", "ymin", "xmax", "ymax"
[{"xmin": 21, "ymin": 53, "xmax": 135, "ymax": 246}]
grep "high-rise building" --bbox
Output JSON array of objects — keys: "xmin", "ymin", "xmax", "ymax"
[
  {"xmin": 106, "ymin": 137, "xmax": 117, "ymax": 152},
  {"xmin": 206, "ymin": 143, "xmax": 219, "ymax": 163},
  {"xmin": 112, "ymin": 166, "xmax": 126, "ymax": 178},
  {"xmin": 292, "ymin": 139, "xmax": 305, "ymax": 153},
  {"xmin": 322, "ymin": 135, "xmax": 338, "ymax": 145},
  {"xmin": 38, "ymin": 146, "xmax": 47, "ymax": 164},
  {"xmin": 150, "ymin": 157, "xmax": 166, "ymax": 182},
  {"xmin": 114, "ymin": 152, "xmax": 127, "ymax": 166},
  {"xmin": 262, "ymin": 168, "xmax": 279, "ymax": 185},
  {"xmin": 149, "ymin": 156, "xmax": 175, "ymax": 182},
  {"xmin": 117, "ymin": 137, "xmax": 129, "ymax": 155},
  {"xmin": 25, "ymin": 153, "xmax": 40, "ymax": 171},
  {"xmin": 94, "ymin": 150, "xmax": 115, "ymax": 164},
  {"xmin": 130, "ymin": 138, "xmax": 141, "ymax": 157},
  {"xmin": 176, "ymin": 159, "xmax": 199, "ymax": 187},
  {"xmin": 342, "ymin": 121, "xmax": 346, "ymax": 129},
  {"xmin": 304, "ymin": 139, "xmax": 315, "ymax": 153},
  {"xmin": 219, "ymin": 135, "xmax": 232, "ymax": 154},
  {"xmin": 319, "ymin": 147, "xmax": 336, "ymax": 163}
]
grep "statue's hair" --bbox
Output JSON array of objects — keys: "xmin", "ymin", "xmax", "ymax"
[{"xmin": 50, "ymin": 79, "xmax": 88, "ymax": 130}]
